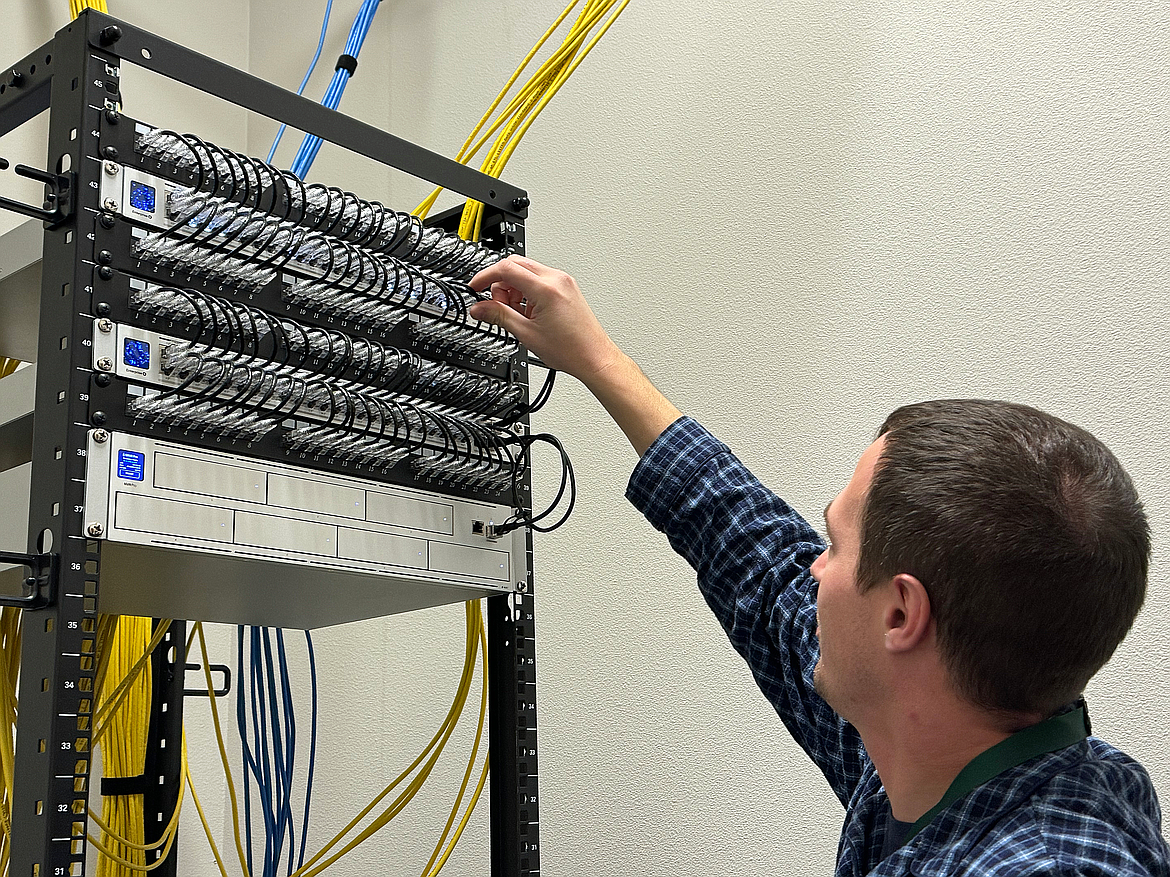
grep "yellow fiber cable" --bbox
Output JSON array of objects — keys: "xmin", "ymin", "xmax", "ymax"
[
  {"xmin": 414, "ymin": 0, "xmax": 583, "ymax": 220},
  {"xmin": 94, "ymin": 616, "xmax": 153, "ymax": 877},
  {"xmin": 0, "ymin": 607, "xmax": 22, "ymax": 877},
  {"xmin": 290, "ymin": 601, "xmax": 482, "ymax": 877},
  {"xmin": 183, "ymin": 733, "xmax": 231, "ymax": 877},
  {"xmin": 472, "ymin": 4, "xmax": 613, "ymax": 170},
  {"xmin": 193, "ymin": 622, "xmax": 253, "ymax": 877},
  {"xmin": 86, "ymin": 617, "xmax": 190, "ymax": 875},
  {"xmin": 457, "ymin": 0, "xmax": 630, "ymax": 240},
  {"xmin": 420, "ymin": 603, "xmax": 489, "ymax": 877},
  {"xmin": 411, "ymin": 5, "xmax": 622, "ymax": 847},
  {"xmin": 437, "ymin": 1, "xmax": 607, "ymax": 183},
  {"xmin": 476, "ymin": 1, "xmax": 611, "ymax": 153},
  {"xmin": 180, "ymin": 603, "xmax": 486, "ymax": 876},
  {"xmin": 491, "ymin": 0, "xmax": 631, "ymax": 175},
  {"xmin": 491, "ymin": 0, "xmax": 627, "ymax": 173},
  {"xmin": 70, "ymin": 0, "xmax": 109, "ymax": 20},
  {"xmin": 415, "ymin": 0, "xmax": 630, "ymax": 238},
  {"xmin": 93, "ymin": 619, "xmax": 171, "ymax": 743},
  {"xmin": 426, "ymin": 753, "xmax": 490, "ymax": 877},
  {"xmin": 69, "ymin": 514, "xmax": 485, "ymax": 877},
  {"xmin": 88, "ymin": 736, "xmax": 186, "ymax": 857},
  {"xmin": 86, "ymin": 739, "xmax": 184, "ymax": 872},
  {"xmin": 93, "ymin": 614, "xmax": 119, "ymax": 704}
]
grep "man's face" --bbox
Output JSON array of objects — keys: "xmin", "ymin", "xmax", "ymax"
[{"xmin": 810, "ymin": 437, "xmax": 890, "ymax": 723}]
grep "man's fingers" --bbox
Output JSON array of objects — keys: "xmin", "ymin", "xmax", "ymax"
[
  {"xmin": 488, "ymin": 282, "xmax": 526, "ymax": 309},
  {"xmin": 507, "ymin": 254, "xmax": 558, "ymax": 277},
  {"xmin": 469, "ymin": 299, "xmax": 528, "ymax": 340},
  {"xmin": 470, "ymin": 254, "xmax": 564, "ymax": 300},
  {"xmin": 470, "ymin": 254, "xmax": 544, "ymax": 294},
  {"xmin": 468, "ymin": 298, "xmax": 499, "ymax": 323}
]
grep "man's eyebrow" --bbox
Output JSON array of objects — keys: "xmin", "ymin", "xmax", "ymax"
[{"xmin": 823, "ymin": 501, "xmax": 835, "ymax": 542}]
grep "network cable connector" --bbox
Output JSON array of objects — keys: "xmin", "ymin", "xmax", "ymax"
[{"xmin": 78, "ymin": 123, "xmax": 549, "ymax": 627}]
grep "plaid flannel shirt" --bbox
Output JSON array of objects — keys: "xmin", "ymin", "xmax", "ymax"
[{"xmin": 626, "ymin": 416, "xmax": 1169, "ymax": 876}]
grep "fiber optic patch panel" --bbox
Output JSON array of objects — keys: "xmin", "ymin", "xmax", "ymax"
[
  {"xmin": 0, "ymin": 11, "xmax": 543, "ymax": 877},
  {"xmin": 71, "ymin": 124, "xmax": 538, "ymax": 628}
]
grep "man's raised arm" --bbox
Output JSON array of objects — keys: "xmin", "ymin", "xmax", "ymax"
[{"xmin": 470, "ymin": 256, "xmax": 681, "ymax": 456}]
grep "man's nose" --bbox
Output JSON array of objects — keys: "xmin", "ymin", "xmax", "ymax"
[{"xmin": 810, "ymin": 550, "xmax": 826, "ymax": 583}]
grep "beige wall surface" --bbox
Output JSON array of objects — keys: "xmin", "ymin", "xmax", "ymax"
[{"xmin": 7, "ymin": 2, "xmax": 1170, "ymax": 875}]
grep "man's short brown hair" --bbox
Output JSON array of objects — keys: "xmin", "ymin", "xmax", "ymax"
[{"xmin": 859, "ymin": 399, "xmax": 1149, "ymax": 717}]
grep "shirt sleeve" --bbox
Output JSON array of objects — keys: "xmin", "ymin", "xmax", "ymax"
[{"xmin": 625, "ymin": 416, "xmax": 867, "ymax": 805}]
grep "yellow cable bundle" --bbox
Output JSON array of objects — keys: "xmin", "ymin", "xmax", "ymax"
[
  {"xmin": 415, "ymin": 0, "xmax": 631, "ymax": 241},
  {"xmin": 87, "ymin": 617, "xmax": 185, "ymax": 873},
  {"xmin": 70, "ymin": 0, "xmax": 109, "ymax": 19},
  {"xmin": 92, "ymin": 615, "xmax": 154, "ymax": 877},
  {"xmin": 0, "ymin": 607, "xmax": 22, "ymax": 877},
  {"xmin": 0, "ymin": 607, "xmax": 181, "ymax": 876}
]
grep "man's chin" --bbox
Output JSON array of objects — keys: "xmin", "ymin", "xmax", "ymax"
[{"xmin": 812, "ymin": 659, "xmax": 826, "ymax": 699}]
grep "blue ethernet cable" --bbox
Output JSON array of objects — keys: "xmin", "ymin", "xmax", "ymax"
[
  {"xmin": 289, "ymin": 0, "xmax": 383, "ymax": 177},
  {"xmin": 242, "ymin": 2, "xmax": 380, "ymax": 871},
  {"xmin": 267, "ymin": 0, "xmax": 335, "ymax": 164}
]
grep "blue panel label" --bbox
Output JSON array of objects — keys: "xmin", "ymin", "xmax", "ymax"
[
  {"xmin": 123, "ymin": 338, "xmax": 150, "ymax": 370},
  {"xmin": 117, "ymin": 450, "xmax": 146, "ymax": 482},
  {"xmin": 129, "ymin": 180, "xmax": 156, "ymax": 213}
]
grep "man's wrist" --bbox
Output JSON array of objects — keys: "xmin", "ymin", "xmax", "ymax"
[{"xmin": 583, "ymin": 353, "xmax": 682, "ymax": 456}]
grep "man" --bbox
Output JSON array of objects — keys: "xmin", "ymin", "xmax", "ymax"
[{"xmin": 469, "ymin": 255, "xmax": 1170, "ymax": 875}]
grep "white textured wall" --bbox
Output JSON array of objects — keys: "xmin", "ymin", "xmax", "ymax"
[
  {"xmin": 7, "ymin": 2, "xmax": 1170, "ymax": 875},
  {"xmin": 335, "ymin": 4, "xmax": 1169, "ymax": 875}
]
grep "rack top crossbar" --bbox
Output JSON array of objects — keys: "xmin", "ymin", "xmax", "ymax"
[{"xmin": 58, "ymin": 10, "xmax": 529, "ymax": 215}]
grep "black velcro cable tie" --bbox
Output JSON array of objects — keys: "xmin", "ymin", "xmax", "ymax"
[
  {"xmin": 100, "ymin": 774, "xmax": 149, "ymax": 797},
  {"xmin": 335, "ymin": 53, "xmax": 358, "ymax": 76}
]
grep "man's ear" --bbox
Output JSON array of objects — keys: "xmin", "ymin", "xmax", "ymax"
[{"xmin": 883, "ymin": 573, "xmax": 931, "ymax": 652}]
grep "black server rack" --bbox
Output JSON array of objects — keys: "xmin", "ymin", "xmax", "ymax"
[{"xmin": 0, "ymin": 10, "xmax": 541, "ymax": 876}]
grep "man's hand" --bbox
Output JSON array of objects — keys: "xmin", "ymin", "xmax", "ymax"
[
  {"xmin": 470, "ymin": 255, "xmax": 682, "ymax": 456},
  {"xmin": 469, "ymin": 255, "xmax": 621, "ymax": 383}
]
